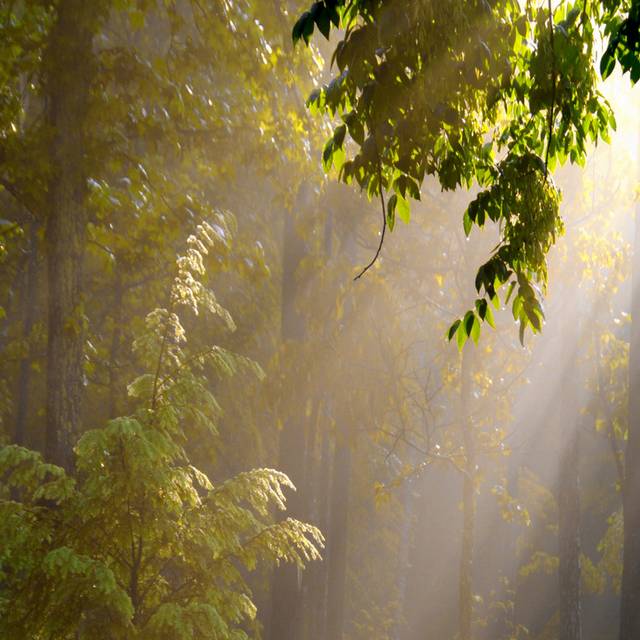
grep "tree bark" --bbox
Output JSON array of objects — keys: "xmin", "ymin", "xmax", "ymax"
[
  {"xmin": 14, "ymin": 222, "xmax": 39, "ymax": 447},
  {"xmin": 325, "ymin": 426, "xmax": 352, "ymax": 640},
  {"xmin": 555, "ymin": 286, "xmax": 583, "ymax": 640},
  {"xmin": 108, "ymin": 269, "xmax": 124, "ymax": 419},
  {"xmin": 268, "ymin": 192, "xmax": 308, "ymax": 640},
  {"xmin": 305, "ymin": 421, "xmax": 331, "ymax": 639},
  {"xmin": 620, "ymin": 143, "xmax": 640, "ymax": 640},
  {"xmin": 558, "ymin": 427, "xmax": 582, "ymax": 640},
  {"xmin": 459, "ymin": 346, "xmax": 475, "ymax": 640},
  {"xmin": 43, "ymin": 0, "xmax": 98, "ymax": 470}
]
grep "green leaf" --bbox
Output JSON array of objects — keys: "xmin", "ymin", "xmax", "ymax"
[
  {"xmin": 600, "ymin": 43, "xmax": 617, "ymax": 79},
  {"xmin": 504, "ymin": 281, "xmax": 516, "ymax": 305},
  {"xmin": 470, "ymin": 315, "xmax": 481, "ymax": 344},
  {"xmin": 485, "ymin": 302, "xmax": 495, "ymax": 328},
  {"xmin": 387, "ymin": 194, "xmax": 397, "ymax": 231},
  {"xmin": 314, "ymin": 5, "xmax": 331, "ymax": 39},
  {"xmin": 463, "ymin": 311, "xmax": 475, "ymax": 338},
  {"xmin": 447, "ymin": 319, "xmax": 461, "ymax": 341},
  {"xmin": 302, "ymin": 14, "xmax": 315, "ymax": 44},
  {"xmin": 475, "ymin": 299, "xmax": 495, "ymax": 328},
  {"xmin": 292, "ymin": 12, "xmax": 311, "ymax": 44},
  {"xmin": 322, "ymin": 139, "xmax": 334, "ymax": 171},
  {"xmin": 396, "ymin": 195, "xmax": 410, "ymax": 224},
  {"xmin": 456, "ymin": 321, "xmax": 468, "ymax": 351},
  {"xmin": 463, "ymin": 210, "xmax": 472, "ymax": 236},
  {"xmin": 333, "ymin": 124, "xmax": 347, "ymax": 148}
]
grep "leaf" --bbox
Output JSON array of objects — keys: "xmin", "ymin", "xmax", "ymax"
[
  {"xmin": 447, "ymin": 319, "xmax": 462, "ymax": 341},
  {"xmin": 387, "ymin": 194, "xmax": 397, "ymax": 231},
  {"xmin": 600, "ymin": 43, "xmax": 617, "ymax": 79},
  {"xmin": 456, "ymin": 321, "xmax": 468, "ymax": 351},
  {"xmin": 292, "ymin": 12, "xmax": 311, "ymax": 44},
  {"xmin": 470, "ymin": 318, "xmax": 481, "ymax": 344},
  {"xmin": 302, "ymin": 14, "xmax": 315, "ymax": 44},
  {"xmin": 314, "ymin": 6, "xmax": 331, "ymax": 39},
  {"xmin": 475, "ymin": 299, "xmax": 494, "ymax": 328},
  {"xmin": 322, "ymin": 139, "xmax": 334, "ymax": 171},
  {"xmin": 463, "ymin": 311, "xmax": 475, "ymax": 338},
  {"xmin": 504, "ymin": 281, "xmax": 516, "ymax": 305},
  {"xmin": 333, "ymin": 124, "xmax": 347, "ymax": 148},
  {"xmin": 463, "ymin": 210, "xmax": 472, "ymax": 236},
  {"xmin": 396, "ymin": 195, "xmax": 410, "ymax": 224}
]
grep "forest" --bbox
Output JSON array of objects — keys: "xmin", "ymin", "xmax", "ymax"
[{"xmin": 0, "ymin": 1, "xmax": 640, "ymax": 639}]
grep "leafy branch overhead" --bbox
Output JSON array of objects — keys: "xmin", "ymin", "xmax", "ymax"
[{"xmin": 293, "ymin": 0, "xmax": 637, "ymax": 347}]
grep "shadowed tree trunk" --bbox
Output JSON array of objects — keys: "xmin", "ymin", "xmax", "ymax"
[
  {"xmin": 620, "ymin": 139, "xmax": 640, "ymax": 640},
  {"xmin": 268, "ymin": 192, "xmax": 308, "ymax": 640},
  {"xmin": 304, "ymin": 419, "xmax": 331, "ymax": 639},
  {"xmin": 43, "ymin": 0, "xmax": 100, "ymax": 470},
  {"xmin": 556, "ymin": 284, "xmax": 583, "ymax": 640},
  {"xmin": 459, "ymin": 345, "xmax": 475, "ymax": 640},
  {"xmin": 325, "ymin": 421, "xmax": 352, "ymax": 640},
  {"xmin": 14, "ymin": 222, "xmax": 39, "ymax": 447},
  {"xmin": 558, "ymin": 427, "xmax": 582, "ymax": 640},
  {"xmin": 108, "ymin": 269, "xmax": 124, "ymax": 419}
]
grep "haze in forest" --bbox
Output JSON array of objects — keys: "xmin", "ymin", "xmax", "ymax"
[{"xmin": 1, "ymin": 2, "xmax": 640, "ymax": 640}]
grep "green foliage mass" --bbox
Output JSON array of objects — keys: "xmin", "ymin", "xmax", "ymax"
[
  {"xmin": 293, "ymin": 0, "xmax": 639, "ymax": 346},
  {"xmin": 0, "ymin": 221, "xmax": 322, "ymax": 639}
]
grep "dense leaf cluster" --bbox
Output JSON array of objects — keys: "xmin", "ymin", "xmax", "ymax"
[
  {"xmin": 0, "ymin": 221, "xmax": 322, "ymax": 639},
  {"xmin": 293, "ymin": 0, "xmax": 632, "ymax": 345}
]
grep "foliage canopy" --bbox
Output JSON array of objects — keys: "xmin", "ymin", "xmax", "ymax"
[{"xmin": 293, "ymin": 0, "xmax": 638, "ymax": 345}]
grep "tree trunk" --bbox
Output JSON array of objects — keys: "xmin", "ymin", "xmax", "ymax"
[
  {"xmin": 558, "ymin": 427, "xmax": 582, "ymax": 640},
  {"xmin": 325, "ymin": 427, "xmax": 352, "ymax": 640},
  {"xmin": 43, "ymin": 0, "xmax": 98, "ymax": 470},
  {"xmin": 555, "ymin": 286, "xmax": 583, "ymax": 640},
  {"xmin": 14, "ymin": 222, "xmax": 39, "ymax": 447},
  {"xmin": 108, "ymin": 269, "xmax": 124, "ymax": 419},
  {"xmin": 304, "ymin": 419, "xmax": 331, "ymax": 639},
  {"xmin": 459, "ymin": 346, "xmax": 475, "ymax": 640},
  {"xmin": 268, "ymin": 193, "xmax": 308, "ymax": 640},
  {"xmin": 620, "ymin": 143, "xmax": 640, "ymax": 640}
]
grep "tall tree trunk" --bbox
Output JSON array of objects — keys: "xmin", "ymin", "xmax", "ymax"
[
  {"xmin": 459, "ymin": 346, "xmax": 475, "ymax": 640},
  {"xmin": 393, "ymin": 472, "xmax": 413, "ymax": 640},
  {"xmin": 43, "ymin": 0, "xmax": 98, "ymax": 470},
  {"xmin": 558, "ymin": 427, "xmax": 582, "ymax": 640},
  {"xmin": 301, "ymin": 210, "xmax": 336, "ymax": 640},
  {"xmin": 556, "ymin": 286, "xmax": 583, "ymax": 640},
  {"xmin": 108, "ymin": 269, "xmax": 124, "ymax": 419},
  {"xmin": 620, "ymin": 139, "xmax": 640, "ymax": 640},
  {"xmin": 308, "ymin": 423, "xmax": 331, "ymax": 638},
  {"xmin": 325, "ymin": 424, "xmax": 352, "ymax": 640},
  {"xmin": 268, "ymin": 195, "xmax": 308, "ymax": 640},
  {"xmin": 14, "ymin": 222, "xmax": 39, "ymax": 447}
]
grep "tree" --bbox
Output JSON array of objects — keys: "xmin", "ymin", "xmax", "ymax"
[
  {"xmin": 293, "ymin": 0, "xmax": 620, "ymax": 343},
  {"xmin": 0, "ymin": 221, "xmax": 322, "ymax": 639},
  {"xmin": 0, "ymin": 0, "xmax": 325, "ymax": 462},
  {"xmin": 620, "ymin": 131, "xmax": 640, "ymax": 640},
  {"xmin": 293, "ymin": 3, "xmax": 640, "ymax": 639},
  {"xmin": 43, "ymin": 0, "xmax": 107, "ymax": 470},
  {"xmin": 268, "ymin": 187, "xmax": 310, "ymax": 640}
]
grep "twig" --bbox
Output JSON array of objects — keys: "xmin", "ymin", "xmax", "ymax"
[
  {"xmin": 544, "ymin": 0, "xmax": 557, "ymax": 173},
  {"xmin": 354, "ymin": 149, "xmax": 387, "ymax": 280}
]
